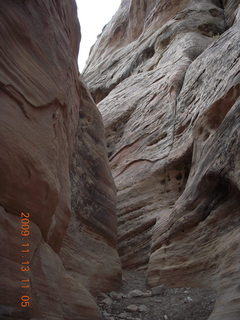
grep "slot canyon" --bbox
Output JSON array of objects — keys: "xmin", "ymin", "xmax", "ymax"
[{"xmin": 0, "ymin": 1, "xmax": 240, "ymax": 320}]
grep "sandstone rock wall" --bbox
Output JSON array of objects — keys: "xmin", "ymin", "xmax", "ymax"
[
  {"xmin": 84, "ymin": 0, "xmax": 240, "ymax": 319},
  {"xmin": 0, "ymin": 1, "xmax": 120, "ymax": 319},
  {"xmin": 60, "ymin": 79, "xmax": 121, "ymax": 295}
]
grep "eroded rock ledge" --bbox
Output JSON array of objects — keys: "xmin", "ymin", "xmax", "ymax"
[{"xmin": 84, "ymin": 0, "xmax": 240, "ymax": 319}]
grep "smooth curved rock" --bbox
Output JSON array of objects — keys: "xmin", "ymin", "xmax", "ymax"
[
  {"xmin": 84, "ymin": 0, "xmax": 226, "ymax": 270},
  {"xmin": 0, "ymin": 1, "xmax": 120, "ymax": 319},
  {"xmin": 60, "ymin": 79, "xmax": 121, "ymax": 295},
  {"xmin": 147, "ymin": 12, "xmax": 240, "ymax": 319}
]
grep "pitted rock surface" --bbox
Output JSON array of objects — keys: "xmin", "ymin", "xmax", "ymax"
[{"xmin": 84, "ymin": 0, "xmax": 240, "ymax": 319}]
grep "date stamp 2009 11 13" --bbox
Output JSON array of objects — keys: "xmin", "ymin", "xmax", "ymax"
[{"xmin": 20, "ymin": 212, "xmax": 31, "ymax": 308}]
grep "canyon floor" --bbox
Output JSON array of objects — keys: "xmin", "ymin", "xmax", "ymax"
[{"xmin": 97, "ymin": 271, "xmax": 216, "ymax": 320}]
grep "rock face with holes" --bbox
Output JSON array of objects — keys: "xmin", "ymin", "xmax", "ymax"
[
  {"xmin": 84, "ymin": 0, "xmax": 240, "ymax": 319},
  {"xmin": 0, "ymin": 1, "xmax": 120, "ymax": 319},
  {"xmin": 84, "ymin": 0, "xmax": 228, "ymax": 270}
]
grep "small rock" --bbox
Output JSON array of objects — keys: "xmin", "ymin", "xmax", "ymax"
[
  {"xmin": 103, "ymin": 311, "xmax": 110, "ymax": 317},
  {"xmin": 119, "ymin": 312, "xmax": 128, "ymax": 318},
  {"xmin": 102, "ymin": 297, "xmax": 113, "ymax": 306},
  {"xmin": 184, "ymin": 296, "xmax": 193, "ymax": 303},
  {"xmin": 126, "ymin": 304, "xmax": 139, "ymax": 312},
  {"xmin": 109, "ymin": 291, "xmax": 124, "ymax": 300},
  {"xmin": 128, "ymin": 289, "xmax": 145, "ymax": 298},
  {"xmin": 164, "ymin": 315, "xmax": 169, "ymax": 320},
  {"xmin": 151, "ymin": 285, "xmax": 165, "ymax": 296},
  {"xmin": 143, "ymin": 290, "xmax": 152, "ymax": 297},
  {"xmin": 99, "ymin": 292, "xmax": 109, "ymax": 299},
  {"xmin": 138, "ymin": 305, "xmax": 148, "ymax": 312}
]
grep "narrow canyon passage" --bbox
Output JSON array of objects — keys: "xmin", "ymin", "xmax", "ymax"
[{"xmin": 0, "ymin": 1, "xmax": 239, "ymax": 320}]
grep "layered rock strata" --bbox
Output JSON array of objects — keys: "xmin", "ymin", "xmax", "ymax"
[
  {"xmin": 84, "ymin": 0, "xmax": 240, "ymax": 319},
  {"xmin": 0, "ymin": 1, "xmax": 120, "ymax": 319}
]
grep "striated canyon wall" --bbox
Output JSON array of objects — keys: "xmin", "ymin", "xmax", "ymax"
[
  {"xmin": 0, "ymin": 1, "xmax": 120, "ymax": 319},
  {"xmin": 84, "ymin": 0, "xmax": 240, "ymax": 319}
]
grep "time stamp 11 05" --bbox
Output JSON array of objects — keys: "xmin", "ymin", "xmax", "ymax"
[{"xmin": 20, "ymin": 212, "xmax": 31, "ymax": 308}]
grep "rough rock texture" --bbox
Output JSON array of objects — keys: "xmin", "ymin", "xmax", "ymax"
[
  {"xmin": 0, "ymin": 1, "xmax": 120, "ymax": 319},
  {"xmin": 84, "ymin": 0, "xmax": 240, "ymax": 319}
]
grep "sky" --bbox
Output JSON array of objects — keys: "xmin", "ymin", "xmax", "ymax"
[{"xmin": 76, "ymin": 0, "xmax": 121, "ymax": 71}]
